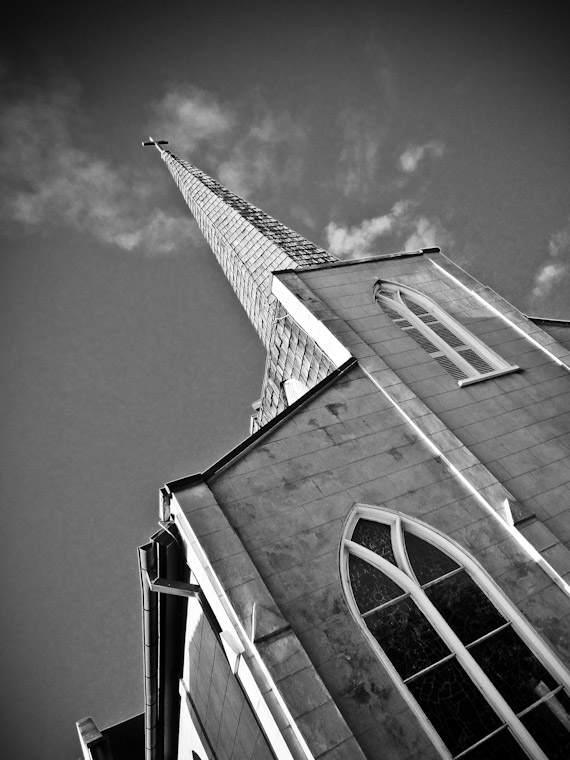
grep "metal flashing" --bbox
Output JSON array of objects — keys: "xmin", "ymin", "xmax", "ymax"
[
  {"xmin": 274, "ymin": 247, "xmax": 436, "ymax": 275},
  {"xmin": 526, "ymin": 315, "xmax": 570, "ymax": 326}
]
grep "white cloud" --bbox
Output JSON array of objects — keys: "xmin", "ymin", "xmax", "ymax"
[
  {"xmin": 149, "ymin": 88, "xmax": 306, "ymax": 200},
  {"xmin": 325, "ymin": 202, "xmax": 451, "ymax": 260},
  {"xmin": 337, "ymin": 111, "xmax": 384, "ymax": 196},
  {"xmin": 0, "ymin": 76, "xmax": 312, "ymax": 253},
  {"xmin": 549, "ymin": 222, "xmax": 570, "ymax": 259},
  {"xmin": 325, "ymin": 201, "xmax": 410, "ymax": 258},
  {"xmin": 399, "ymin": 140, "xmax": 444, "ymax": 173},
  {"xmin": 531, "ymin": 217, "xmax": 570, "ymax": 301},
  {"xmin": 403, "ymin": 215, "xmax": 452, "ymax": 251},
  {"xmin": 531, "ymin": 261, "xmax": 568, "ymax": 299},
  {"xmin": 0, "ymin": 76, "xmax": 198, "ymax": 254},
  {"xmin": 149, "ymin": 87, "xmax": 235, "ymax": 156},
  {"xmin": 217, "ymin": 113, "xmax": 305, "ymax": 198}
]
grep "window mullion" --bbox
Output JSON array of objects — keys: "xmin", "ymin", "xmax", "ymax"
[
  {"xmin": 382, "ymin": 289, "xmax": 477, "ymax": 376},
  {"xmin": 411, "ymin": 588, "xmax": 549, "ymax": 760},
  {"xmin": 392, "ymin": 517, "xmax": 417, "ymax": 580},
  {"xmin": 453, "ymin": 725, "xmax": 510, "ymax": 760},
  {"xmin": 403, "ymin": 652, "xmax": 457, "ymax": 684},
  {"xmin": 346, "ymin": 537, "xmax": 547, "ymax": 757},
  {"xmin": 421, "ymin": 567, "xmax": 463, "ymax": 590},
  {"xmin": 361, "ymin": 592, "xmax": 409, "ymax": 619},
  {"xmin": 465, "ymin": 621, "xmax": 511, "ymax": 650},
  {"xmin": 344, "ymin": 540, "xmax": 415, "ymax": 593},
  {"xmin": 516, "ymin": 685, "xmax": 564, "ymax": 720},
  {"xmin": 375, "ymin": 279, "xmax": 518, "ymax": 378},
  {"xmin": 399, "ymin": 305, "xmax": 478, "ymax": 378}
]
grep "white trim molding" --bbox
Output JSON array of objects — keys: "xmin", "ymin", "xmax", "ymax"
[
  {"xmin": 428, "ymin": 259, "xmax": 570, "ymax": 373},
  {"xmin": 170, "ymin": 496, "xmax": 315, "ymax": 760},
  {"xmin": 271, "ymin": 275, "xmax": 352, "ymax": 367}
]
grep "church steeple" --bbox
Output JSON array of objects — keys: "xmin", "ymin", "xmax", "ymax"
[{"xmin": 153, "ymin": 144, "xmax": 338, "ymax": 346}]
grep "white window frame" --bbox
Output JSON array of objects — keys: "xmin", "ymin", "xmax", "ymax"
[
  {"xmin": 341, "ymin": 504, "xmax": 570, "ymax": 760},
  {"xmin": 373, "ymin": 280, "xmax": 519, "ymax": 386}
]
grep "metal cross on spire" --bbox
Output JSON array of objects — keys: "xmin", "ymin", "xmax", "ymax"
[{"xmin": 141, "ymin": 137, "xmax": 169, "ymax": 152}]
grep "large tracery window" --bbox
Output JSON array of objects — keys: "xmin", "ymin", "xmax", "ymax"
[
  {"xmin": 342, "ymin": 507, "xmax": 570, "ymax": 760},
  {"xmin": 374, "ymin": 281, "xmax": 518, "ymax": 386}
]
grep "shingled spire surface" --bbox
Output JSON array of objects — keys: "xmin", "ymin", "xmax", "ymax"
[{"xmin": 161, "ymin": 150, "xmax": 337, "ymax": 346}]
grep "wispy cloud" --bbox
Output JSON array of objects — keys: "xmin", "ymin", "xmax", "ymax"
[
  {"xmin": 325, "ymin": 202, "xmax": 451, "ymax": 260},
  {"xmin": 149, "ymin": 86, "xmax": 235, "ymax": 156},
  {"xmin": 398, "ymin": 140, "xmax": 444, "ymax": 173},
  {"xmin": 403, "ymin": 215, "xmax": 452, "ymax": 251},
  {"xmin": 150, "ymin": 89, "xmax": 306, "ymax": 199},
  {"xmin": 0, "ymin": 73, "xmax": 311, "ymax": 253},
  {"xmin": 0, "ymin": 74, "xmax": 196, "ymax": 254},
  {"xmin": 217, "ymin": 113, "xmax": 306, "ymax": 198},
  {"xmin": 336, "ymin": 111, "xmax": 384, "ymax": 197},
  {"xmin": 325, "ymin": 201, "xmax": 409, "ymax": 258},
  {"xmin": 531, "ymin": 262, "xmax": 568, "ymax": 300},
  {"xmin": 1, "ymin": 70, "xmax": 453, "ymax": 265},
  {"xmin": 531, "ymin": 217, "xmax": 570, "ymax": 301}
]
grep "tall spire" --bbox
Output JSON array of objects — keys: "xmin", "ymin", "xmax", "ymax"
[{"xmin": 158, "ymin": 148, "xmax": 338, "ymax": 346}]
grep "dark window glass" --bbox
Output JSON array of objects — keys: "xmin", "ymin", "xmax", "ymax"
[
  {"xmin": 459, "ymin": 727, "xmax": 528, "ymax": 760},
  {"xmin": 351, "ymin": 520, "xmax": 396, "ymax": 564},
  {"xmin": 407, "ymin": 658, "xmax": 502, "ymax": 756},
  {"xmin": 521, "ymin": 690, "xmax": 570, "ymax": 759},
  {"xmin": 365, "ymin": 597, "xmax": 449, "ymax": 679},
  {"xmin": 470, "ymin": 626, "xmax": 557, "ymax": 713},
  {"xmin": 424, "ymin": 570, "xmax": 505, "ymax": 645},
  {"xmin": 348, "ymin": 554, "xmax": 403, "ymax": 613},
  {"xmin": 404, "ymin": 531, "xmax": 459, "ymax": 585}
]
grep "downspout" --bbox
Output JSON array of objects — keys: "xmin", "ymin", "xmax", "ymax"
[
  {"xmin": 139, "ymin": 526, "xmax": 188, "ymax": 760},
  {"xmin": 139, "ymin": 542, "xmax": 160, "ymax": 760},
  {"xmin": 155, "ymin": 528, "xmax": 188, "ymax": 760}
]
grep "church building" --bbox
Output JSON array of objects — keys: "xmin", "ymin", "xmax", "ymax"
[{"xmin": 78, "ymin": 141, "xmax": 570, "ymax": 760}]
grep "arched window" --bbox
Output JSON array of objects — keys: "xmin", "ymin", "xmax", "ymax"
[
  {"xmin": 342, "ymin": 506, "xmax": 570, "ymax": 759},
  {"xmin": 374, "ymin": 281, "xmax": 518, "ymax": 386}
]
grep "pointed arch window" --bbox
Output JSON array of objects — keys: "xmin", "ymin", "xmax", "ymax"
[
  {"xmin": 374, "ymin": 281, "xmax": 519, "ymax": 386},
  {"xmin": 342, "ymin": 507, "xmax": 570, "ymax": 759}
]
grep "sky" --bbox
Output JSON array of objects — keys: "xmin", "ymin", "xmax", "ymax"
[{"xmin": 1, "ymin": 3, "xmax": 569, "ymax": 759}]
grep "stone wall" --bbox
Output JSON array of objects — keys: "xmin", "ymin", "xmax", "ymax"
[{"xmin": 179, "ymin": 595, "xmax": 275, "ymax": 760}]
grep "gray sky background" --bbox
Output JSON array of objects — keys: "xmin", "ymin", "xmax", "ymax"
[{"xmin": 1, "ymin": 3, "xmax": 569, "ymax": 759}]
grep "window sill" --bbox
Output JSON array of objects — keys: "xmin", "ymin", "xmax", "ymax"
[{"xmin": 457, "ymin": 365, "xmax": 520, "ymax": 387}]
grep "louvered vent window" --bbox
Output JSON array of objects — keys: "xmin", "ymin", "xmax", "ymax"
[
  {"xmin": 374, "ymin": 281, "xmax": 518, "ymax": 386},
  {"xmin": 282, "ymin": 378, "xmax": 309, "ymax": 406},
  {"xmin": 343, "ymin": 507, "xmax": 570, "ymax": 760}
]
